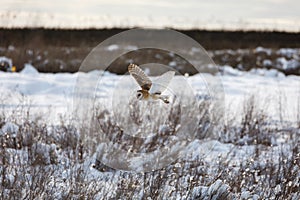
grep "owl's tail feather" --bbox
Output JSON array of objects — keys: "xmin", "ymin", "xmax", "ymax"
[{"xmin": 159, "ymin": 95, "xmax": 170, "ymax": 104}]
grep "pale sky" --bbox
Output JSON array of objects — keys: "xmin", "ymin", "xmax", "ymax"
[{"xmin": 1, "ymin": 0, "xmax": 300, "ymax": 31}]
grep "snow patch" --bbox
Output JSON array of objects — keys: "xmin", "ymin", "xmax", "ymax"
[
  {"xmin": 221, "ymin": 65, "xmax": 244, "ymax": 76},
  {"xmin": 255, "ymin": 46, "xmax": 272, "ymax": 56},
  {"xmin": 20, "ymin": 63, "xmax": 39, "ymax": 75},
  {"xmin": 106, "ymin": 44, "xmax": 119, "ymax": 51},
  {"xmin": 276, "ymin": 57, "xmax": 300, "ymax": 70},
  {"xmin": 0, "ymin": 122, "xmax": 19, "ymax": 137}
]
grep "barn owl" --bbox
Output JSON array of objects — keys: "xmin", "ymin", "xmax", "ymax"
[{"xmin": 128, "ymin": 63, "xmax": 175, "ymax": 104}]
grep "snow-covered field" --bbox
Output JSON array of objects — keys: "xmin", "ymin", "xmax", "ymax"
[
  {"xmin": 0, "ymin": 63, "xmax": 299, "ymax": 199},
  {"xmin": 1, "ymin": 64, "xmax": 298, "ymax": 124},
  {"xmin": 1, "ymin": 11, "xmax": 300, "ymax": 32}
]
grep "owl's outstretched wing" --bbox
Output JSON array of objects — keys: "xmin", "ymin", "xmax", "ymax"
[
  {"xmin": 149, "ymin": 71, "xmax": 175, "ymax": 94},
  {"xmin": 128, "ymin": 64, "xmax": 152, "ymax": 91}
]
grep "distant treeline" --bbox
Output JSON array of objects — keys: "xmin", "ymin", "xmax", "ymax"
[
  {"xmin": 1, "ymin": 28, "xmax": 300, "ymax": 50},
  {"xmin": 0, "ymin": 28, "xmax": 300, "ymax": 74}
]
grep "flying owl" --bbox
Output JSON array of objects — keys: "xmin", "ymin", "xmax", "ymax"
[{"xmin": 128, "ymin": 63, "xmax": 175, "ymax": 104}]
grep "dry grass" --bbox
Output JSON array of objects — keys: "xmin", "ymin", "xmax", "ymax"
[{"xmin": 0, "ymin": 94, "xmax": 299, "ymax": 199}]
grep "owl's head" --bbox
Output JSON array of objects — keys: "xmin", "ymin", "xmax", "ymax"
[{"xmin": 136, "ymin": 90, "xmax": 144, "ymax": 100}]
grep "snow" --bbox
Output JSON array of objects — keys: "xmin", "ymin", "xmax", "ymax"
[
  {"xmin": 262, "ymin": 59, "xmax": 272, "ymax": 67},
  {"xmin": 0, "ymin": 122, "xmax": 19, "ymax": 137},
  {"xmin": 20, "ymin": 63, "xmax": 39, "ymax": 75},
  {"xmin": 249, "ymin": 68, "xmax": 285, "ymax": 78},
  {"xmin": 221, "ymin": 65, "xmax": 244, "ymax": 76},
  {"xmin": 106, "ymin": 44, "xmax": 119, "ymax": 51},
  {"xmin": 168, "ymin": 61, "xmax": 177, "ymax": 67},
  {"xmin": 0, "ymin": 61, "xmax": 299, "ymax": 198},
  {"xmin": 0, "ymin": 56, "xmax": 12, "ymax": 67},
  {"xmin": 0, "ymin": 56, "xmax": 13, "ymax": 71},
  {"xmin": 276, "ymin": 57, "xmax": 300, "ymax": 70},
  {"xmin": 254, "ymin": 46, "xmax": 272, "ymax": 56},
  {"xmin": 0, "ymin": 63, "xmax": 298, "ymax": 125},
  {"xmin": 1, "ymin": 11, "xmax": 300, "ymax": 32},
  {"xmin": 276, "ymin": 48, "xmax": 299, "ymax": 58}
]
